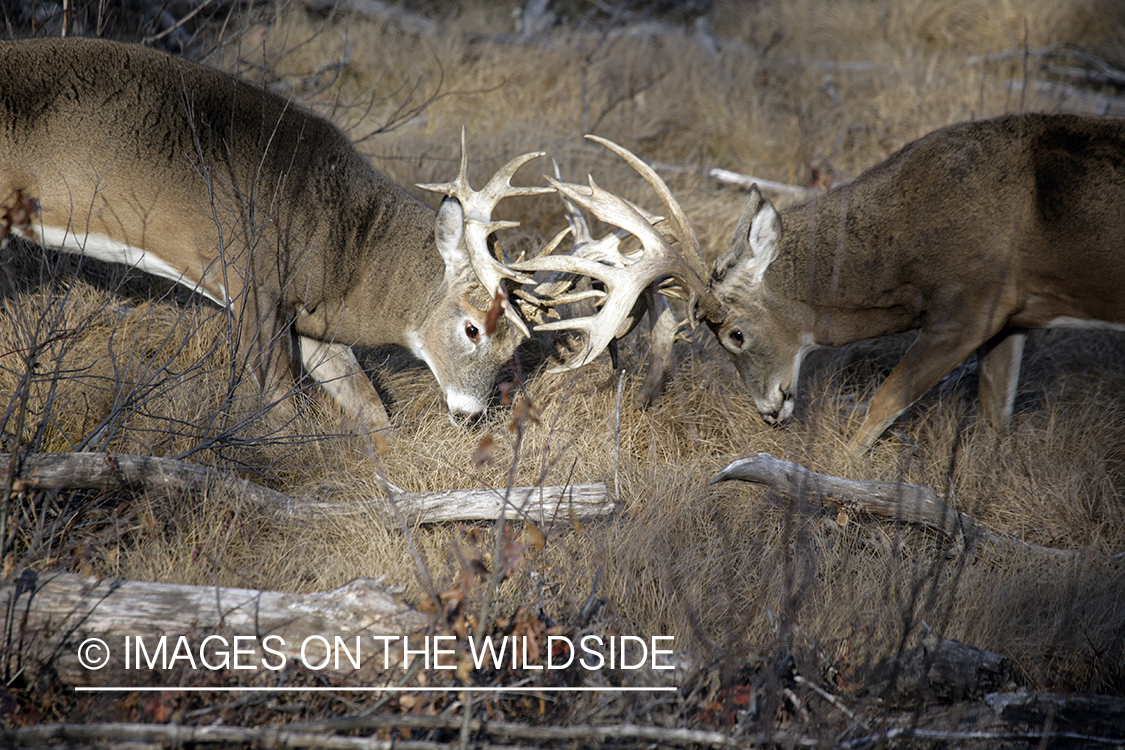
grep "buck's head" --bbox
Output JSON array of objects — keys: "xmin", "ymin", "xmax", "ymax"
[
  {"xmin": 413, "ymin": 133, "xmax": 550, "ymax": 424},
  {"xmin": 707, "ymin": 187, "xmax": 813, "ymax": 426},
  {"xmin": 409, "ymin": 196, "xmax": 527, "ymax": 423}
]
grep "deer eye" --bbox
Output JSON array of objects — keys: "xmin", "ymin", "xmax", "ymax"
[
  {"xmin": 729, "ymin": 329, "xmax": 744, "ymax": 349},
  {"xmin": 465, "ymin": 322, "xmax": 481, "ymax": 344}
]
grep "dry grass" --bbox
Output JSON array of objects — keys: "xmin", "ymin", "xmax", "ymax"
[{"xmin": 5, "ymin": 0, "xmax": 1125, "ymax": 732}]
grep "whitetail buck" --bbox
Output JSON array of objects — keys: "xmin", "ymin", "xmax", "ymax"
[
  {"xmin": 523, "ymin": 114, "xmax": 1125, "ymax": 453},
  {"xmin": 0, "ymin": 37, "xmax": 548, "ymax": 438},
  {"xmin": 708, "ymin": 112, "xmax": 1125, "ymax": 452}
]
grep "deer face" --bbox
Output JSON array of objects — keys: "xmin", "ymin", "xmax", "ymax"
[
  {"xmin": 409, "ymin": 287, "xmax": 520, "ymax": 423},
  {"xmin": 407, "ymin": 196, "xmax": 525, "ymax": 423},
  {"xmin": 707, "ymin": 301, "xmax": 814, "ymax": 425},
  {"xmin": 707, "ymin": 187, "xmax": 816, "ymax": 426}
]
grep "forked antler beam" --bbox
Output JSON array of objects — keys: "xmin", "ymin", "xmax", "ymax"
[
  {"xmin": 513, "ymin": 135, "xmax": 723, "ymax": 371},
  {"xmin": 417, "ymin": 129, "xmax": 553, "ymax": 336}
]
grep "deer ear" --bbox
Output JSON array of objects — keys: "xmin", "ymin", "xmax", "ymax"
[
  {"xmin": 712, "ymin": 185, "xmax": 782, "ymax": 287},
  {"xmin": 747, "ymin": 189, "xmax": 782, "ymax": 263},
  {"xmin": 435, "ymin": 196, "xmax": 471, "ymax": 282}
]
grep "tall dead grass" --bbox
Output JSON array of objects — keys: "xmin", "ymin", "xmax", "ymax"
[{"xmin": 5, "ymin": 0, "xmax": 1125, "ymax": 717}]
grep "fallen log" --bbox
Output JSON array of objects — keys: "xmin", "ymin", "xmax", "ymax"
[
  {"xmin": 0, "ymin": 717, "xmax": 784, "ymax": 750},
  {"xmin": 0, "ymin": 570, "xmax": 427, "ymax": 687},
  {"xmin": 292, "ymin": 483, "xmax": 613, "ymax": 525},
  {"xmin": 302, "ymin": 0, "xmax": 438, "ymax": 34},
  {"xmin": 1, "ymin": 452, "xmax": 613, "ymax": 525},
  {"xmin": 859, "ymin": 634, "xmax": 1013, "ymax": 706},
  {"xmin": 651, "ymin": 160, "xmax": 817, "ymax": 198},
  {"xmin": 987, "ymin": 691, "xmax": 1125, "ymax": 741},
  {"xmin": 710, "ymin": 453, "xmax": 1068, "ymax": 556}
]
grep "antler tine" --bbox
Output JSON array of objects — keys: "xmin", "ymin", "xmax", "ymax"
[
  {"xmin": 513, "ymin": 174, "xmax": 699, "ymax": 372},
  {"xmin": 559, "ymin": 185, "xmax": 641, "ymax": 267},
  {"xmin": 480, "ymin": 149, "xmax": 556, "ymax": 202},
  {"xmin": 521, "ymin": 161, "xmax": 636, "ymax": 306},
  {"xmin": 416, "ymin": 128, "xmax": 555, "ymax": 338},
  {"xmin": 416, "ymin": 127, "xmax": 473, "ymax": 197},
  {"xmin": 583, "ymin": 135, "xmax": 722, "ymax": 322},
  {"xmin": 583, "ymin": 135, "xmax": 701, "ymax": 266}
]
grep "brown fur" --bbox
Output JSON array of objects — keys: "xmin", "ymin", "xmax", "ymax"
[
  {"xmin": 708, "ymin": 113, "xmax": 1125, "ymax": 452},
  {"xmin": 0, "ymin": 37, "xmax": 524, "ymax": 436}
]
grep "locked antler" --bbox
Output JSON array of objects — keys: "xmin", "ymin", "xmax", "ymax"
[
  {"xmin": 513, "ymin": 135, "xmax": 723, "ymax": 371},
  {"xmin": 417, "ymin": 129, "xmax": 553, "ymax": 337}
]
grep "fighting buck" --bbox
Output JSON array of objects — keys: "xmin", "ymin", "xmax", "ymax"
[
  {"xmin": 0, "ymin": 37, "xmax": 548, "ymax": 438},
  {"xmin": 708, "ymin": 112, "xmax": 1125, "ymax": 452},
  {"xmin": 528, "ymin": 114, "xmax": 1125, "ymax": 454}
]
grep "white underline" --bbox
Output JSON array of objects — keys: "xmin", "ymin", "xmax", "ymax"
[{"xmin": 75, "ymin": 686, "xmax": 676, "ymax": 693}]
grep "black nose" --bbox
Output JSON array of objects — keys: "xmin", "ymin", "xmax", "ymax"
[{"xmin": 449, "ymin": 408, "xmax": 486, "ymax": 428}]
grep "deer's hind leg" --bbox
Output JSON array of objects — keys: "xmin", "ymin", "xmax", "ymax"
[{"xmin": 976, "ymin": 328, "xmax": 1027, "ymax": 431}]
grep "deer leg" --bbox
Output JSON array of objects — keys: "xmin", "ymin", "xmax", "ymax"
[
  {"xmin": 976, "ymin": 328, "xmax": 1027, "ymax": 430},
  {"xmin": 848, "ymin": 325, "xmax": 996, "ymax": 454},
  {"xmin": 237, "ymin": 290, "xmax": 392, "ymax": 444},
  {"xmin": 635, "ymin": 293, "xmax": 678, "ymax": 409},
  {"xmin": 234, "ymin": 290, "xmax": 298, "ymax": 399},
  {"xmin": 298, "ymin": 337, "xmax": 391, "ymax": 434}
]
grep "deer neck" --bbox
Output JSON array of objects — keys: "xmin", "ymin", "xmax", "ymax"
[
  {"xmin": 292, "ymin": 180, "xmax": 445, "ymax": 349},
  {"xmin": 770, "ymin": 185, "xmax": 922, "ymax": 347}
]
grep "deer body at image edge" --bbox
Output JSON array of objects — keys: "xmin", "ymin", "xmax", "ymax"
[
  {"xmin": 0, "ymin": 37, "xmax": 546, "ymax": 439},
  {"xmin": 708, "ymin": 112, "xmax": 1125, "ymax": 452}
]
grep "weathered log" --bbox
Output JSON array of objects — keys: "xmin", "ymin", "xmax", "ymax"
[
  {"xmin": 706, "ymin": 167, "xmax": 819, "ymax": 197},
  {"xmin": 0, "ymin": 717, "xmax": 795, "ymax": 749},
  {"xmin": 859, "ymin": 635, "xmax": 1013, "ymax": 706},
  {"xmin": 4, "ymin": 451, "xmax": 292, "ymax": 506},
  {"xmin": 1, "ymin": 452, "xmax": 613, "ymax": 525},
  {"xmin": 651, "ymin": 161, "xmax": 816, "ymax": 198},
  {"xmin": 711, "ymin": 453, "xmax": 979, "ymax": 546},
  {"xmin": 987, "ymin": 691, "xmax": 1125, "ymax": 741},
  {"xmin": 302, "ymin": 0, "xmax": 438, "ymax": 34},
  {"xmin": 711, "ymin": 453, "xmax": 1072, "ymax": 556},
  {"xmin": 0, "ymin": 570, "xmax": 427, "ymax": 687},
  {"xmin": 293, "ymin": 483, "xmax": 613, "ymax": 525}
]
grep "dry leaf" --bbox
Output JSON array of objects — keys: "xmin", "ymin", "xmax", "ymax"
[
  {"xmin": 509, "ymin": 398, "xmax": 540, "ymax": 432},
  {"xmin": 473, "ymin": 433, "xmax": 496, "ymax": 469},
  {"xmin": 568, "ymin": 503, "xmax": 585, "ymax": 535},
  {"xmin": 485, "ymin": 290, "xmax": 505, "ymax": 335},
  {"xmin": 456, "ymin": 653, "xmax": 474, "ymax": 683},
  {"xmin": 525, "ymin": 520, "xmax": 545, "ymax": 554}
]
